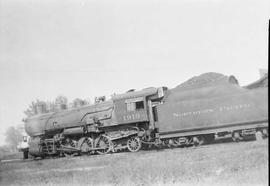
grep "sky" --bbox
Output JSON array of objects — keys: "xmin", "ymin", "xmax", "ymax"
[{"xmin": 0, "ymin": 0, "xmax": 269, "ymax": 145}]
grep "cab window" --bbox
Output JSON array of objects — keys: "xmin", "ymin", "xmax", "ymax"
[
  {"xmin": 135, "ymin": 101, "xmax": 144, "ymax": 110},
  {"xmin": 126, "ymin": 102, "xmax": 136, "ymax": 111},
  {"xmin": 125, "ymin": 97, "xmax": 144, "ymax": 111}
]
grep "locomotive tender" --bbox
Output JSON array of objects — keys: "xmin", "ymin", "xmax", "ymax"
[{"xmin": 24, "ymin": 72, "xmax": 268, "ymax": 158}]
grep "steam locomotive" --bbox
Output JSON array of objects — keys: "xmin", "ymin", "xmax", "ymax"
[{"xmin": 24, "ymin": 72, "xmax": 268, "ymax": 158}]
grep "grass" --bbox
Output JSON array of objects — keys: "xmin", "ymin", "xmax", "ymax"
[
  {"xmin": 0, "ymin": 139, "xmax": 268, "ymax": 186},
  {"xmin": 0, "ymin": 151, "xmax": 22, "ymax": 161}
]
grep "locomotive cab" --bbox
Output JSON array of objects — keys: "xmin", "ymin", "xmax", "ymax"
[{"xmin": 112, "ymin": 87, "xmax": 165, "ymax": 132}]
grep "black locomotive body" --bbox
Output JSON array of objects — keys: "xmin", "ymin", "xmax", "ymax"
[{"xmin": 24, "ymin": 72, "xmax": 268, "ymax": 158}]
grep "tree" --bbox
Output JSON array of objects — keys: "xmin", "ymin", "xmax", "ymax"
[
  {"xmin": 23, "ymin": 96, "xmax": 69, "ymax": 117},
  {"xmin": 71, "ymin": 98, "xmax": 89, "ymax": 108},
  {"xmin": 94, "ymin": 96, "xmax": 106, "ymax": 104},
  {"xmin": 55, "ymin": 95, "xmax": 68, "ymax": 105},
  {"xmin": 54, "ymin": 95, "xmax": 68, "ymax": 110},
  {"xmin": 24, "ymin": 100, "xmax": 48, "ymax": 117},
  {"xmin": 46, "ymin": 101, "xmax": 58, "ymax": 113},
  {"xmin": 5, "ymin": 126, "xmax": 23, "ymax": 152}
]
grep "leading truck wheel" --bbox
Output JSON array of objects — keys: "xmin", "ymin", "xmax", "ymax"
[{"xmin": 127, "ymin": 136, "xmax": 141, "ymax": 152}]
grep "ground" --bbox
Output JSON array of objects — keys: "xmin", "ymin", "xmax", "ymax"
[{"xmin": 0, "ymin": 139, "xmax": 268, "ymax": 186}]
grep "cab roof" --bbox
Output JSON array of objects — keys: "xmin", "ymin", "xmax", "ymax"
[{"xmin": 112, "ymin": 87, "xmax": 158, "ymax": 101}]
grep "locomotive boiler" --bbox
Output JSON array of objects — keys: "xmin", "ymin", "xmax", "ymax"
[{"xmin": 24, "ymin": 72, "xmax": 268, "ymax": 158}]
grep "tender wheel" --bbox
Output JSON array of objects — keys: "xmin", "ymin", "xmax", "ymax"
[
  {"xmin": 127, "ymin": 136, "xmax": 141, "ymax": 152},
  {"xmin": 255, "ymin": 131, "xmax": 263, "ymax": 141},
  {"xmin": 204, "ymin": 135, "xmax": 214, "ymax": 144},
  {"xmin": 232, "ymin": 132, "xmax": 240, "ymax": 142},
  {"xmin": 96, "ymin": 135, "xmax": 112, "ymax": 155},
  {"xmin": 262, "ymin": 129, "xmax": 268, "ymax": 138},
  {"xmin": 193, "ymin": 136, "xmax": 205, "ymax": 146}
]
